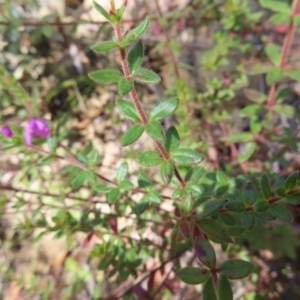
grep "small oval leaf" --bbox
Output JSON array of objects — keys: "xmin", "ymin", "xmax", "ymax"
[
  {"xmin": 92, "ymin": 41, "xmax": 118, "ymax": 53},
  {"xmin": 270, "ymin": 203, "xmax": 293, "ymax": 222},
  {"xmin": 218, "ymin": 274, "xmax": 233, "ymax": 300},
  {"xmin": 165, "ymin": 126, "xmax": 180, "ymax": 153},
  {"xmin": 121, "ymin": 124, "xmax": 144, "ymax": 146},
  {"xmin": 203, "ymin": 276, "xmax": 217, "ymax": 300},
  {"xmin": 219, "ymin": 259, "xmax": 254, "ymax": 280},
  {"xmin": 177, "ymin": 267, "xmax": 210, "ymax": 285},
  {"xmin": 194, "ymin": 238, "xmax": 216, "ymax": 268},
  {"xmin": 145, "ymin": 120, "xmax": 165, "ymax": 142},
  {"xmin": 260, "ymin": 173, "xmax": 272, "ymax": 200},
  {"xmin": 241, "ymin": 211, "xmax": 256, "ymax": 230},
  {"xmin": 89, "ymin": 69, "xmax": 121, "ymax": 84},
  {"xmin": 137, "ymin": 151, "xmax": 163, "ymax": 167},
  {"xmin": 118, "ymin": 77, "xmax": 133, "ymax": 95},
  {"xmin": 172, "ymin": 148, "xmax": 203, "ymax": 165},
  {"xmin": 128, "ymin": 40, "xmax": 144, "ymax": 73},
  {"xmin": 160, "ymin": 160, "xmax": 174, "ymax": 184},
  {"xmin": 116, "ymin": 99, "xmax": 141, "ymax": 122},
  {"xmin": 150, "ymin": 98, "xmax": 179, "ymax": 121},
  {"xmin": 133, "ymin": 68, "xmax": 161, "ymax": 84}
]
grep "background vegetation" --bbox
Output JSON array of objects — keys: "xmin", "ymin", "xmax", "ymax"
[{"xmin": 1, "ymin": 0, "xmax": 300, "ymax": 299}]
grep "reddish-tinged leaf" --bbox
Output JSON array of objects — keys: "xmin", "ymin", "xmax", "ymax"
[
  {"xmin": 109, "ymin": 219, "xmax": 118, "ymax": 234},
  {"xmin": 194, "ymin": 238, "xmax": 216, "ymax": 268},
  {"xmin": 180, "ymin": 218, "xmax": 190, "ymax": 239},
  {"xmin": 132, "ymin": 285, "xmax": 150, "ymax": 299},
  {"xmin": 82, "ymin": 232, "xmax": 94, "ymax": 248}
]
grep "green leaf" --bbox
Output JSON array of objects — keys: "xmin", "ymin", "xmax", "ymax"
[
  {"xmin": 93, "ymin": 1, "xmax": 111, "ymax": 22},
  {"xmin": 132, "ymin": 68, "xmax": 161, "ymax": 84},
  {"xmin": 121, "ymin": 18, "xmax": 150, "ymax": 47},
  {"xmin": 225, "ymin": 201, "xmax": 246, "ymax": 212},
  {"xmin": 270, "ymin": 203, "xmax": 293, "ymax": 222},
  {"xmin": 285, "ymin": 171, "xmax": 298, "ymax": 192},
  {"xmin": 219, "ymin": 260, "xmax": 254, "ymax": 280},
  {"xmin": 118, "ymin": 78, "xmax": 133, "ymax": 95},
  {"xmin": 259, "ymin": 0, "xmax": 291, "ymax": 13},
  {"xmin": 121, "ymin": 124, "xmax": 144, "ymax": 146},
  {"xmin": 266, "ymin": 43, "xmax": 281, "ymax": 66},
  {"xmin": 216, "ymin": 171, "xmax": 227, "ymax": 185},
  {"xmin": 276, "ymin": 187, "xmax": 286, "ymax": 197},
  {"xmin": 89, "ymin": 150, "xmax": 100, "ymax": 167},
  {"xmin": 73, "ymin": 170, "xmax": 96, "ymax": 188},
  {"xmin": 185, "ymin": 167, "xmax": 205, "ymax": 182},
  {"xmin": 149, "ymin": 98, "xmax": 179, "ymax": 121},
  {"xmin": 47, "ymin": 137, "xmax": 57, "ymax": 153},
  {"xmin": 145, "ymin": 120, "xmax": 165, "ymax": 142},
  {"xmin": 116, "ymin": 162, "xmax": 128, "ymax": 182},
  {"xmin": 181, "ymin": 194, "xmax": 193, "ymax": 216},
  {"xmin": 172, "ymin": 188, "xmax": 183, "ymax": 199},
  {"xmin": 128, "ymin": 40, "xmax": 143, "ymax": 73},
  {"xmin": 137, "ymin": 151, "xmax": 163, "ymax": 166},
  {"xmin": 286, "ymin": 194, "xmax": 300, "ymax": 205},
  {"xmin": 138, "ymin": 173, "xmax": 151, "ymax": 188},
  {"xmin": 218, "ymin": 275, "xmax": 233, "ymax": 300},
  {"xmin": 266, "ymin": 68, "xmax": 283, "ymax": 85},
  {"xmin": 78, "ymin": 153, "xmax": 89, "ymax": 165},
  {"xmin": 285, "ymin": 70, "xmax": 300, "ymax": 81},
  {"xmin": 227, "ymin": 225, "xmax": 245, "ymax": 236},
  {"xmin": 119, "ymin": 180, "xmax": 134, "ymax": 191},
  {"xmin": 260, "ymin": 173, "xmax": 272, "ymax": 200},
  {"xmin": 92, "ymin": 41, "xmax": 118, "ymax": 53},
  {"xmin": 89, "ymin": 69, "xmax": 121, "ymax": 84},
  {"xmin": 197, "ymin": 200, "xmax": 226, "ymax": 219},
  {"xmin": 238, "ymin": 142, "xmax": 256, "ymax": 163},
  {"xmin": 196, "ymin": 219, "xmax": 233, "ymax": 243},
  {"xmin": 36, "ymin": 155, "xmax": 55, "ymax": 167},
  {"xmin": 177, "ymin": 267, "xmax": 210, "ymax": 285},
  {"xmin": 203, "ymin": 276, "xmax": 217, "ymax": 300},
  {"xmin": 172, "ymin": 148, "xmax": 203, "ymax": 165},
  {"xmin": 165, "ymin": 126, "xmax": 180, "ymax": 153},
  {"xmin": 243, "ymin": 88, "xmax": 267, "ymax": 103},
  {"xmin": 186, "ymin": 183, "xmax": 204, "ymax": 197},
  {"xmin": 107, "ymin": 188, "xmax": 120, "ymax": 204},
  {"xmin": 194, "ymin": 238, "xmax": 216, "ymax": 268},
  {"xmin": 148, "ymin": 191, "xmax": 162, "ymax": 204},
  {"xmin": 160, "ymin": 160, "xmax": 174, "ymax": 184},
  {"xmin": 242, "ymin": 212, "xmax": 256, "ymax": 230},
  {"xmin": 273, "ymin": 104, "xmax": 295, "ymax": 117},
  {"xmin": 137, "ymin": 195, "xmax": 150, "ymax": 215},
  {"xmin": 254, "ymin": 200, "xmax": 269, "ymax": 212},
  {"xmin": 220, "ymin": 213, "xmax": 236, "ymax": 226},
  {"xmin": 269, "ymin": 13, "xmax": 291, "ymax": 25},
  {"xmin": 116, "ymin": 99, "xmax": 141, "ymax": 122}
]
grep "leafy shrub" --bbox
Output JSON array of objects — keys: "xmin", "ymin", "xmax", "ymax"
[{"xmin": 1, "ymin": 0, "xmax": 300, "ymax": 299}]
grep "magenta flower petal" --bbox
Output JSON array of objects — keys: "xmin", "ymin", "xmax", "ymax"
[
  {"xmin": 1, "ymin": 125, "xmax": 13, "ymax": 138},
  {"xmin": 24, "ymin": 119, "xmax": 51, "ymax": 145},
  {"xmin": 25, "ymin": 121, "xmax": 33, "ymax": 145}
]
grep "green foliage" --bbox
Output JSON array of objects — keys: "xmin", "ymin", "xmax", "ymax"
[
  {"xmin": 177, "ymin": 267, "xmax": 210, "ymax": 285},
  {"xmin": 2, "ymin": 0, "xmax": 300, "ymax": 298}
]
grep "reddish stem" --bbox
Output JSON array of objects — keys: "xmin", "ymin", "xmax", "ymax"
[
  {"xmin": 267, "ymin": 0, "xmax": 300, "ymax": 108},
  {"xmin": 113, "ymin": 22, "xmax": 186, "ymax": 188}
]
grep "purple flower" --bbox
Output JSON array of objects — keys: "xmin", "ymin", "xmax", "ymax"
[
  {"xmin": 1, "ymin": 125, "xmax": 13, "ymax": 138},
  {"xmin": 25, "ymin": 119, "xmax": 51, "ymax": 145}
]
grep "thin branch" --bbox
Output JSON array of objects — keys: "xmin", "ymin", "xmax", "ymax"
[{"xmin": 113, "ymin": 22, "xmax": 186, "ymax": 189}]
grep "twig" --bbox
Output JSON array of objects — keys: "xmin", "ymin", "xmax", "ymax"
[{"xmin": 113, "ymin": 16, "xmax": 186, "ymax": 189}]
